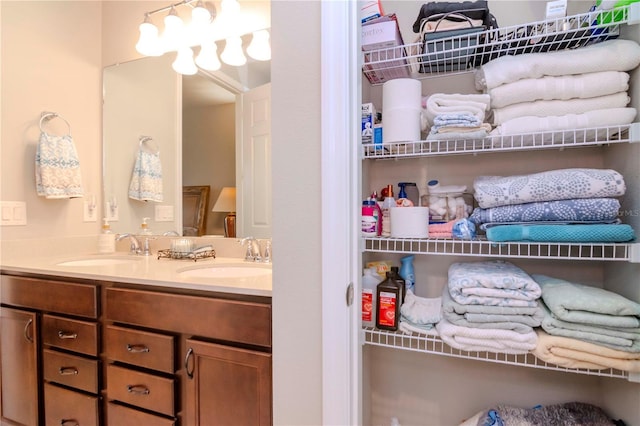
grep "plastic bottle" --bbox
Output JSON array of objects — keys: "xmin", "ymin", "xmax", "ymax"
[
  {"xmin": 98, "ymin": 218, "xmax": 116, "ymax": 254},
  {"xmin": 381, "ymin": 184, "xmax": 395, "ymax": 237},
  {"xmin": 361, "ymin": 204, "xmax": 377, "ymax": 237},
  {"xmin": 390, "ymin": 266, "xmax": 406, "ymax": 306},
  {"xmin": 139, "ymin": 217, "xmax": 153, "ymax": 235},
  {"xmin": 399, "ymin": 255, "xmax": 415, "ymax": 294},
  {"xmin": 362, "ymin": 266, "xmax": 382, "ymax": 328},
  {"xmin": 375, "ymin": 270, "xmax": 402, "ymax": 331},
  {"xmin": 370, "ymin": 192, "xmax": 383, "ymax": 236}
]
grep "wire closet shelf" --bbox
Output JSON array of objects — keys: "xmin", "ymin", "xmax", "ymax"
[{"xmin": 362, "ymin": 5, "xmax": 638, "ymax": 82}]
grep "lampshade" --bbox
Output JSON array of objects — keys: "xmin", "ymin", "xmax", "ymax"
[
  {"xmin": 162, "ymin": 6, "xmax": 184, "ymax": 52},
  {"xmin": 212, "ymin": 187, "xmax": 236, "ymax": 212},
  {"xmin": 247, "ymin": 30, "xmax": 271, "ymax": 61},
  {"xmin": 191, "ymin": 0, "xmax": 212, "ymax": 27},
  {"xmin": 220, "ymin": 37, "xmax": 246, "ymax": 66},
  {"xmin": 195, "ymin": 43, "xmax": 221, "ymax": 71},
  {"xmin": 136, "ymin": 15, "xmax": 163, "ymax": 56},
  {"xmin": 172, "ymin": 47, "xmax": 198, "ymax": 75}
]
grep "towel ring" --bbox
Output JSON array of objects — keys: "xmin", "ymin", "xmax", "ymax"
[
  {"xmin": 139, "ymin": 135, "xmax": 160, "ymax": 154},
  {"xmin": 39, "ymin": 111, "xmax": 71, "ymax": 135}
]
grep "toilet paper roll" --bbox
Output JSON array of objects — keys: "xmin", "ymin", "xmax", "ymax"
[
  {"xmin": 390, "ymin": 207, "xmax": 429, "ymax": 238},
  {"xmin": 384, "ymin": 108, "xmax": 421, "ymax": 143},
  {"xmin": 383, "ymin": 78, "xmax": 422, "ymax": 112}
]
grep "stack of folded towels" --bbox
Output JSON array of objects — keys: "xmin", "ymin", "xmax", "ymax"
[
  {"xmin": 531, "ymin": 274, "xmax": 640, "ymax": 372},
  {"xmin": 474, "ymin": 39, "xmax": 640, "ymax": 142},
  {"xmin": 421, "ymin": 93, "xmax": 492, "ymax": 141},
  {"xmin": 398, "ymin": 290, "xmax": 442, "ymax": 335},
  {"xmin": 470, "ymin": 167, "xmax": 636, "ymax": 243},
  {"xmin": 435, "ymin": 260, "xmax": 543, "ymax": 354}
]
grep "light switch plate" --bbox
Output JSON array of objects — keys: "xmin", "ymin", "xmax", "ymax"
[
  {"xmin": 155, "ymin": 205, "xmax": 174, "ymax": 222},
  {"xmin": 0, "ymin": 201, "xmax": 27, "ymax": 226}
]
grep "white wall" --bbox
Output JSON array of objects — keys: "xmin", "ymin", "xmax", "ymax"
[{"xmin": 0, "ymin": 1, "xmax": 103, "ymax": 240}]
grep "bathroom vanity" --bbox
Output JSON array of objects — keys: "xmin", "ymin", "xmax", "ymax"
[{"xmin": 0, "ymin": 247, "xmax": 272, "ymax": 426}]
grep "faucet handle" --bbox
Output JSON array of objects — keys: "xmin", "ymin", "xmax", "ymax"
[
  {"xmin": 240, "ymin": 236, "xmax": 256, "ymax": 261},
  {"xmin": 262, "ymin": 240, "xmax": 272, "ymax": 263}
]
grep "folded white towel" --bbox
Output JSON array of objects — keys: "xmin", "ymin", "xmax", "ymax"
[
  {"xmin": 492, "ymin": 92, "xmax": 630, "ymax": 126},
  {"xmin": 400, "ymin": 291, "xmax": 442, "ymax": 325},
  {"xmin": 35, "ymin": 132, "xmax": 84, "ymax": 199},
  {"xmin": 490, "ymin": 107, "xmax": 637, "ymax": 138},
  {"xmin": 475, "ymin": 39, "xmax": 640, "ymax": 90},
  {"xmin": 435, "ymin": 318, "xmax": 537, "ymax": 354},
  {"xmin": 488, "ymin": 71, "xmax": 630, "ymax": 109},
  {"xmin": 424, "ymin": 93, "xmax": 491, "ymax": 126}
]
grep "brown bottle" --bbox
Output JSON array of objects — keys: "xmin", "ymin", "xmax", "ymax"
[
  {"xmin": 375, "ymin": 270, "xmax": 402, "ymax": 331},
  {"xmin": 390, "ymin": 266, "xmax": 406, "ymax": 306}
]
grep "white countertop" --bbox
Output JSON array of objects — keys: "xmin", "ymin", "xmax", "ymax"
[{"xmin": 0, "ymin": 237, "xmax": 272, "ymax": 298}]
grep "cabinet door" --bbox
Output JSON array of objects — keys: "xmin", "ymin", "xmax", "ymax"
[
  {"xmin": 183, "ymin": 339, "xmax": 271, "ymax": 426},
  {"xmin": 0, "ymin": 307, "xmax": 39, "ymax": 426}
]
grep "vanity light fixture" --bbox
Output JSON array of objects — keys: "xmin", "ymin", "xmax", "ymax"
[{"xmin": 134, "ymin": 0, "xmax": 270, "ymax": 75}]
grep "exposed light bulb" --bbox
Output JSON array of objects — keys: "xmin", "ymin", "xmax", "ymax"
[
  {"xmin": 246, "ymin": 30, "xmax": 271, "ymax": 61},
  {"xmin": 195, "ymin": 43, "xmax": 221, "ymax": 71},
  {"xmin": 220, "ymin": 37, "xmax": 246, "ymax": 66},
  {"xmin": 172, "ymin": 47, "xmax": 198, "ymax": 75},
  {"xmin": 136, "ymin": 15, "xmax": 163, "ymax": 56},
  {"xmin": 162, "ymin": 6, "xmax": 185, "ymax": 52}
]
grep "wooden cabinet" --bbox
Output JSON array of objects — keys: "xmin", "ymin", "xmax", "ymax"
[
  {"xmin": 104, "ymin": 287, "xmax": 272, "ymax": 426},
  {"xmin": 0, "ymin": 307, "xmax": 39, "ymax": 426},
  {"xmin": 0, "ymin": 274, "xmax": 100, "ymax": 426}
]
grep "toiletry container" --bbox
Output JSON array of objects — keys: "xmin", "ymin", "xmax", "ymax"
[
  {"xmin": 398, "ymin": 182, "xmax": 419, "ymax": 207},
  {"xmin": 399, "ymin": 255, "xmax": 415, "ymax": 294},
  {"xmin": 362, "ymin": 266, "xmax": 382, "ymax": 328},
  {"xmin": 98, "ymin": 218, "xmax": 116, "ymax": 254},
  {"xmin": 375, "ymin": 270, "xmax": 402, "ymax": 331},
  {"xmin": 361, "ymin": 204, "xmax": 377, "ymax": 237},
  {"xmin": 139, "ymin": 217, "xmax": 153, "ymax": 235},
  {"xmin": 381, "ymin": 184, "xmax": 395, "ymax": 237}
]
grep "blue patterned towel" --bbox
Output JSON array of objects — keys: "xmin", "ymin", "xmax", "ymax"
[
  {"xmin": 447, "ymin": 260, "xmax": 541, "ymax": 307},
  {"xmin": 486, "ymin": 223, "xmax": 635, "ymax": 243},
  {"xmin": 128, "ymin": 148, "xmax": 163, "ymax": 202},
  {"xmin": 35, "ymin": 132, "xmax": 84, "ymax": 199},
  {"xmin": 470, "ymin": 198, "xmax": 621, "ymax": 225},
  {"xmin": 473, "ymin": 168, "xmax": 626, "ymax": 209}
]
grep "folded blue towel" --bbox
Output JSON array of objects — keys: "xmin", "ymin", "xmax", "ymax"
[{"xmin": 486, "ymin": 223, "xmax": 635, "ymax": 243}]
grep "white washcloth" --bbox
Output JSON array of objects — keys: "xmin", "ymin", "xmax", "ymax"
[
  {"xmin": 399, "ymin": 321, "xmax": 440, "ymax": 336},
  {"xmin": 128, "ymin": 147, "xmax": 163, "ymax": 202},
  {"xmin": 35, "ymin": 132, "xmax": 84, "ymax": 199},
  {"xmin": 475, "ymin": 39, "xmax": 640, "ymax": 90},
  {"xmin": 490, "ymin": 107, "xmax": 637, "ymax": 138},
  {"xmin": 489, "ymin": 71, "xmax": 630, "ymax": 109},
  {"xmin": 435, "ymin": 317, "xmax": 537, "ymax": 354},
  {"xmin": 492, "ymin": 92, "xmax": 630, "ymax": 126},
  {"xmin": 424, "ymin": 93, "xmax": 491, "ymax": 126},
  {"xmin": 400, "ymin": 291, "xmax": 442, "ymax": 325}
]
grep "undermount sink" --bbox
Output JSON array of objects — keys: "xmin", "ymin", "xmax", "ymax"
[
  {"xmin": 56, "ymin": 256, "xmax": 142, "ymax": 267},
  {"xmin": 178, "ymin": 263, "xmax": 272, "ymax": 279}
]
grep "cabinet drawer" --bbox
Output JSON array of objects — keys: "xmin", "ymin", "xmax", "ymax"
[
  {"xmin": 0, "ymin": 275, "xmax": 98, "ymax": 318},
  {"xmin": 105, "ymin": 325, "xmax": 174, "ymax": 373},
  {"xmin": 44, "ymin": 382, "xmax": 99, "ymax": 426},
  {"xmin": 43, "ymin": 349, "xmax": 99, "ymax": 394},
  {"xmin": 106, "ymin": 287, "xmax": 271, "ymax": 348},
  {"xmin": 42, "ymin": 314, "xmax": 98, "ymax": 356},
  {"xmin": 107, "ymin": 364, "xmax": 175, "ymax": 417},
  {"xmin": 107, "ymin": 402, "xmax": 176, "ymax": 426}
]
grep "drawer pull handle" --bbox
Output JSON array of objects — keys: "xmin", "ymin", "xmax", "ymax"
[
  {"xmin": 126, "ymin": 343, "xmax": 150, "ymax": 353},
  {"xmin": 185, "ymin": 347, "xmax": 194, "ymax": 379},
  {"xmin": 59, "ymin": 366, "xmax": 79, "ymax": 376},
  {"xmin": 60, "ymin": 419, "xmax": 79, "ymax": 426},
  {"xmin": 57, "ymin": 330, "xmax": 78, "ymax": 340},
  {"xmin": 23, "ymin": 319, "xmax": 33, "ymax": 343},
  {"xmin": 127, "ymin": 385, "xmax": 150, "ymax": 395}
]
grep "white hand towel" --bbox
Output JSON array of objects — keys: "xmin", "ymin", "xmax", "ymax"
[
  {"xmin": 475, "ymin": 39, "xmax": 640, "ymax": 90},
  {"xmin": 488, "ymin": 71, "xmax": 630, "ymax": 109},
  {"xmin": 128, "ymin": 147, "xmax": 163, "ymax": 202},
  {"xmin": 492, "ymin": 92, "xmax": 630, "ymax": 126},
  {"xmin": 400, "ymin": 291, "xmax": 442, "ymax": 325},
  {"xmin": 35, "ymin": 132, "xmax": 84, "ymax": 199},
  {"xmin": 424, "ymin": 93, "xmax": 491, "ymax": 126}
]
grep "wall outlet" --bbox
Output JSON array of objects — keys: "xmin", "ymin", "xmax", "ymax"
[
  {"xmin": 155, "ymin": 205, "xmax": 174, "ymax": 222},
  {"xmin": 0, "ymin": 201, "xmax": 27, "ymax": 226},
  {"xmin": 83, "ymin": 199, "xmax": 97, "ymax": 222}
]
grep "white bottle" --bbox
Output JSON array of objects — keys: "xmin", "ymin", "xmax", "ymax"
[
  {"xmin": 381, "ymin": 184, "xmax": 395, "ymax": 237},
  {"xmin": 362, "ymin": 266, "xmax": 382, "ymax": 328},
  {"xmin": 98, "ymin": 218, "xmax": 116, "ymax": 254},
  {"xmin": 139, "ymin": 217, "xmax": 153, "ymax": 235}
]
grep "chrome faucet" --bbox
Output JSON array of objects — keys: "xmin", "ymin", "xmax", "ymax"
[
  {"xmin": 262, "ymin": 240, "xmax": 272, "ymax": 263},
  {"xmin": 240, "ymin": 237, "xmax": 262, "ymax": 262},
  {"xmin": 117, "ymin": 233, "xmax": 141, "ymax": 255}
]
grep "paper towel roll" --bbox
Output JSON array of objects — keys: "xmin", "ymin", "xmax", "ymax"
[
  {"xmin": 383, "ymin": 78, "xmax": 422, "ymax": 112},
  {"xmin": 390, "ymin": 207, "xmax": 429, "ymax": 238},
  {"xmin": 384, "ymin": 108, "xmax": 421, "ymax": 143}
]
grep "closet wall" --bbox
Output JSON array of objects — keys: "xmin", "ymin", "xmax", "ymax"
[{"xmin": 361, "ymin": 2, "xmax": 640, "ymax": 425}]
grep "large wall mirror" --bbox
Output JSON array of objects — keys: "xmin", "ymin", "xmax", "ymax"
[{"xmin": 103, "ymin": 39, "xmax": 270, "ymax": 238}]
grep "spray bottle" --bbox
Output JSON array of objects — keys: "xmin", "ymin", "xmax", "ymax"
[{"xmin": 399, "ymin": 255, "xmax": 415, "ymax": 295}]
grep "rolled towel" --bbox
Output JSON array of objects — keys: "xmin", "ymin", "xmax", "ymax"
[
  {"xmin": 492, "ymin": 92, "xmax": 630, "ymax": 126},
  {"xmin": 488, "ymin": 71, "xmax": 630, "ymax": 109},
  {"xmin": 475, "ymin": 39, "xmax": 640, "ymax": 90}
]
